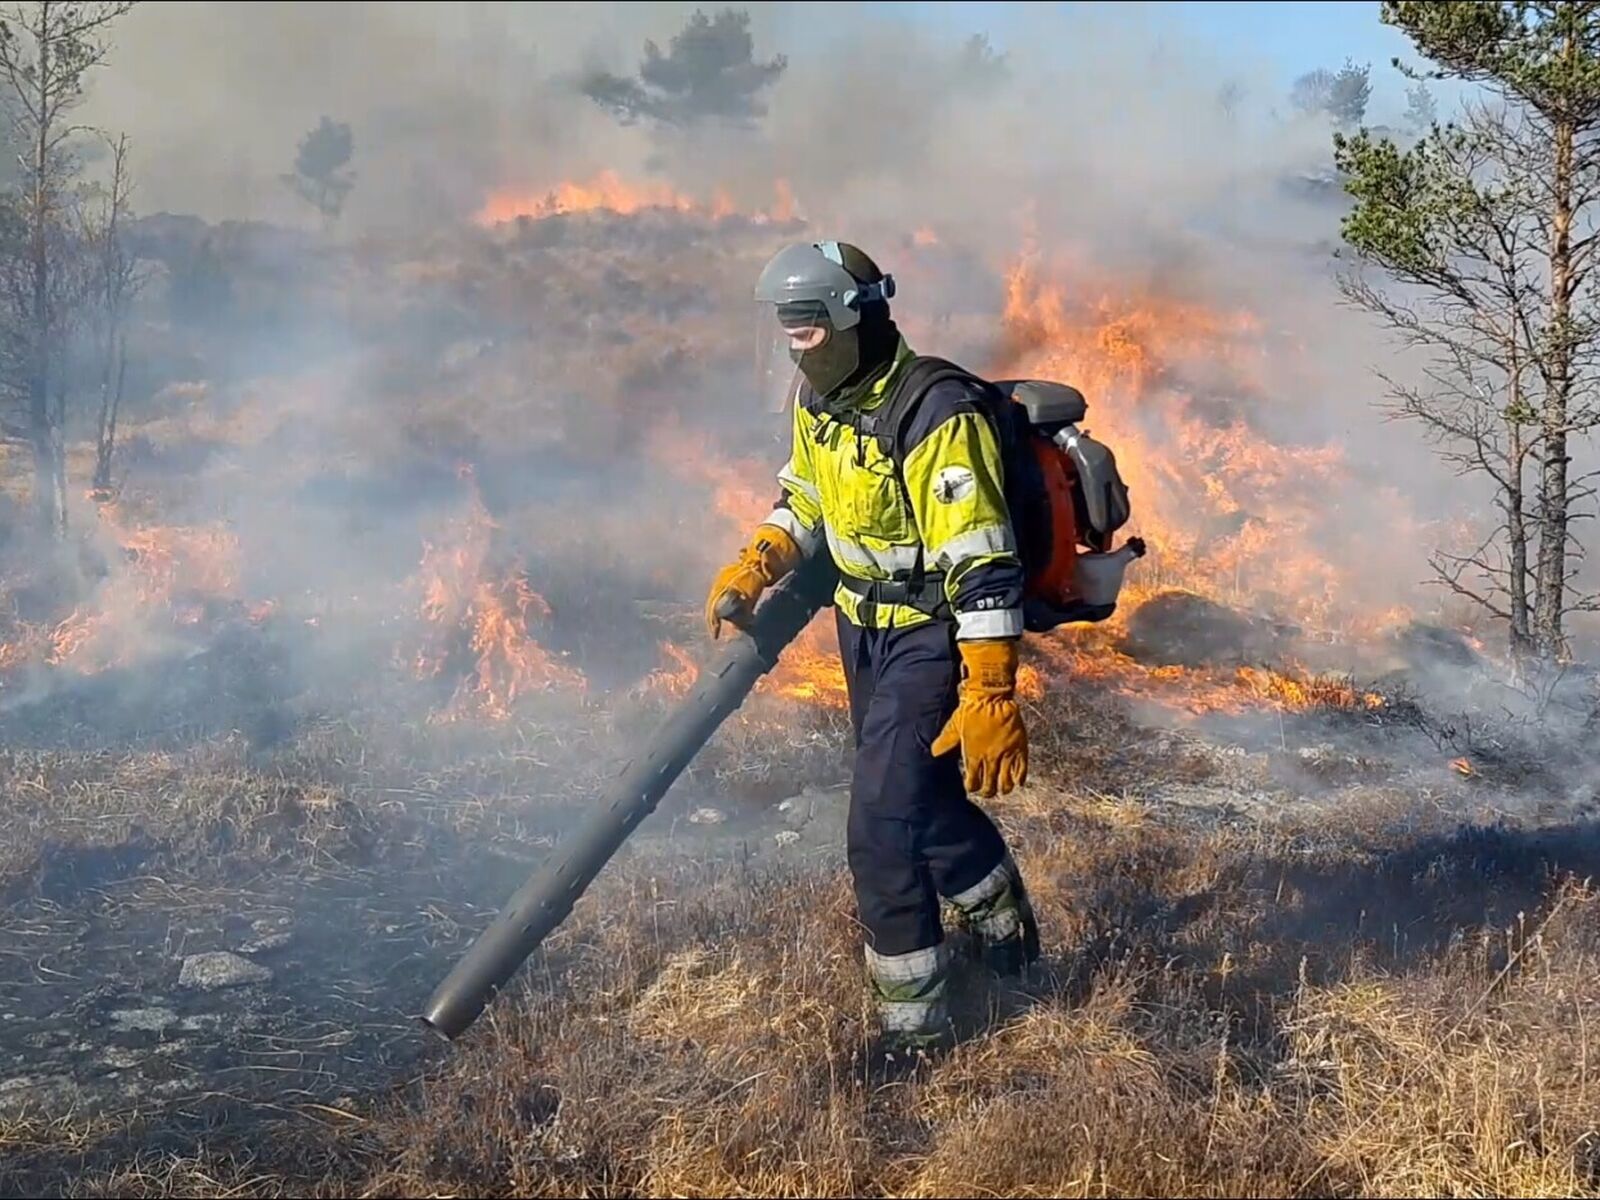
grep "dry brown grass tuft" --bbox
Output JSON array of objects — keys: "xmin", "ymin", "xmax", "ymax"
[
  {"xmin": 1282, "ymin": 883, "xmax": 1600, "ymax": 1198},
  {"xmin": 0, "ymin": 738, "xmax": 380, "ymax": 896}
]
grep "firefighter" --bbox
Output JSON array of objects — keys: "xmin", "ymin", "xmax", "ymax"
[{"xmin": 706, "ymin": 241, "xmax": 1041, "ymax": 1063}]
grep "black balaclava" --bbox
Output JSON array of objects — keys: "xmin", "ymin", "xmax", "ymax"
[{"xmin": 784, "ymin": 300, "xmax": 902, "ymax": 406}]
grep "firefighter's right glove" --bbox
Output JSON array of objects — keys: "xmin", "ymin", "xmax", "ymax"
[
  {"xmin": 931, "ymin": 638, "xmax": 1029, "ymax": 799},
  {"xmin": 705, "ymin": 524, "xmax": 804, "ymax": 640}
]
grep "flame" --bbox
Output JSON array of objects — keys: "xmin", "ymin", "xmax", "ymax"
[
  {"xmin": 638, "ymin": 640, "xmax": 700, "ymax": 701},
  {"xmin": 475, "ymin": 171, "xmax": 801, "ymax": 227},
  {"xmin": 990, "ymin": 256, "xmax": 1419, "ymax": 644},
  {"xmin": 32, "ymin": 504, "xmax": 249, "ymax": 674},
  {"xmin": 755, "ymin": 626, "xmax": 849, "ymax": 709},
  {"xmin": 1024, "ymin": 632, "xmax": 1385, "ymax": 717},
  {"xmin": 0, "ymin": 622, "xmax": 49, "ymax": 676},
  {"xmin": 646, "ymin": 423, "xmax": 852, "ymax": 710},
  {"xmin": 409, "ymin": 466, "xmax": 584, "ymax": 722}
]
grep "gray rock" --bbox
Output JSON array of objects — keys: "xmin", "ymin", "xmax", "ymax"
[
  {"xmin": 109, "ymin": 1006, "xmax": 179, "ymax": 1032},
  {"xmin": 237, "ymin": 930, "xmax": 293, "ymax": 954},
  {"xmin": 773, "ymin": 830, "xmax": 801, "ymax": 846},
  {"xmin": 178, "ymin": 951, "xmax": 272, "ymax": 992},
  {"xmin": 687, "ymin": 806, "xmax": 726, "ymax": 825}
]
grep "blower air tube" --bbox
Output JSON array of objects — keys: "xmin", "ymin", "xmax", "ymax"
[{"xmin": 421, "ymin": 556, "xmax": 837, "ymax": 1041}]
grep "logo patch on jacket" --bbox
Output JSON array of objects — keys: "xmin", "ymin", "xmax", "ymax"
[{"xmin": 934, "ymin": 466, "xmax": 976, "ymax": 504}]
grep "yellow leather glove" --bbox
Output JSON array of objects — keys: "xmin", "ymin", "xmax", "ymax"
[
  {"xmin": 931, "ymin": 638, "xmax": 1029, "ymax": 798},
  {"xmin": 705, "ymin": 523, "xmax": 804, "ymax": 640}
]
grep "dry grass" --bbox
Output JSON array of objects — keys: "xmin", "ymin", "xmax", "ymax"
[
  {"xmin": 9, "ymin": 672, "xmax": 1600, "ymax": 1197},
  {"xmin": 330, "ymin": 780, "xmax": 1600, "ymax": 1200},
  {"xmin": 0, "ymin": 737, "xmax": 377, "ymax": 898}
]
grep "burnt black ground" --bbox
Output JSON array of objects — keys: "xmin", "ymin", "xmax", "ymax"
[
  {"xmin": 0, "ymin": 746, "xmax": 853, "ymax": 1198},
  {"xmin": 0, "ymin": 854, "xmax": 484, "ymax": 1194}
]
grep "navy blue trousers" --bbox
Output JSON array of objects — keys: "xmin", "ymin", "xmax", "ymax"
[{"xmin": 836, "ymin": 612, "xmax": 1010, "ymax": 957}]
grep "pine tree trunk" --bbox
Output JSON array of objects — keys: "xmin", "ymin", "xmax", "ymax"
[
  {"xmin": 1534, "ymin": 104, "xmax": 1576, "ymax": 661},
  {"xmin": 1507, "ymin": 417, "xmax": 1533, "ymax": 660},
  {"xmin": 28, "ymin": 6, "xmax": 60, "ymax": 537}
]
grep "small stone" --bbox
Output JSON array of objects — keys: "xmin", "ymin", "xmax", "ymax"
[
  {"xmin": 109, "ymin": 1006, "xmax": 179, "ymax": 1032},
  {"xmin": 99, "ymin": 1046, "xmax": 143, "ymax": 1070},
  {"xmin": 238, "ymin": 931, "xmax": 293, "ymax": 954},
  {"xmin": 773, "ymin": 830, "xmax": 801, "ymax": 846},
  {"xmin": 178, "ymin": 951, "xmax": 272, "ymax": 992},
  {"xmin": 688, "ymin": 807, "xmax": 726, "ymax": 825}
]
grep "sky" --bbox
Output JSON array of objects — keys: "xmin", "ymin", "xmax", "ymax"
[
  {"xmin": 72, "ymin": 0, "xmax": 1446, "ymax": 228},
  {"xmin": 877, "ymin": 1, "xmax": 1427, "ymax": 121}
]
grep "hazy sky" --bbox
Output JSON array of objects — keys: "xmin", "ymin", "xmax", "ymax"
[
  {"xmin": 75, "ymin": 1, "xmax": 1428, "ymax": 227},
  {"xmin": 865, "ymin": 1, "xmax": 1421, "ymax": 116}
]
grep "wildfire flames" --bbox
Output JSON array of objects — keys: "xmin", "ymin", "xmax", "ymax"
[
  {"xmin": 52, "ymin": 517, "xmax": 242, "ymax": 669},
  {"xmin": 0, "ymin": 176, "xmax": 1418, "ymax": 739},
  {"xmin": 637, "ymin": 641, "xmax": 699, "ymax": 701},
  {"xmin": 972, "ymin": 255, "xmax": 1421, "ymax": 718},
  {"xmin": 409, "ymin": 467, "xmax": 583, "ymax": 722},
  {"xmin": 475, "ymin": 170, "xmax": 798, "ymax": 227},
  {"xmin": 991, "ymin": 258, "xmax": 1402, "ymax": 637},
  {"xmin": 0, "ymin": 503, "xmax": 248, "ymax": 679},
  {"xmin": 1019, "ymin": 637, "xmax": 1384, "ymax": 717},
  {"xmin": 648, "ymin": 422, "xmax": 852, "ymax": 710}
]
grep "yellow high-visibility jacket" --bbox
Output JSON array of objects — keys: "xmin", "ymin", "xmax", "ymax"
[{"xmin": 759, "ymin": 339, "xmax": 1025, "ymax": 639}]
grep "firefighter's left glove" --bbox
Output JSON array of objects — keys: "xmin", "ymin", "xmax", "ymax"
[
  {"xmin": 931, "ymin": 638, "xmax": 1028, "ymax": 798},
  {"xmin": 705, "ymin": 523, "xmax": 804, "ymax": 640}
]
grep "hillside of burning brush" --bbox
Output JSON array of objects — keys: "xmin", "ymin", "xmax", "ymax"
[
  {"xmin": 0, "ymin": 186, "xmax": 1550, "ymax": 770},
  {"xmin": 0, "ymin": 206, "xmax": 780, "ymax": 721}
]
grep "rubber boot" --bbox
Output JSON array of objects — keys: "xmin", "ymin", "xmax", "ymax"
[
  {"xmin": 862, "ymin": 943, "xmax": 953, "ymax": 1079},
  {"xmin": 947, "ymin": 854, "xmax": 1041, "ymax": 977}
]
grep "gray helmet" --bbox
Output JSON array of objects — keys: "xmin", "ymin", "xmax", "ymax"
[
  {"xmin": 753, "ymin": 241, "xmax": 896, "ymax": 329},
  {"xmin": 753, "ymin": 241, "xmax": 896, "ymax": 399}
]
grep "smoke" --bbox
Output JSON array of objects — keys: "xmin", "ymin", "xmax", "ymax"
[
  {"xmin": 81, "ymin": 2, "xmax": 732, "ymax": 230},
  {"xmin": 50, "ymin": 0, "xmax": 1506, "ymax": 722}
]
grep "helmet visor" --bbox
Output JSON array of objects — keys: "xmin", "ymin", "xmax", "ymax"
[{"xmin": 755, "ymin": 301, "xmax": 831, "ymax": 415}]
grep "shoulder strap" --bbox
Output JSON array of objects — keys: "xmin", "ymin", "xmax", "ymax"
[
  {"xmin": 859, "ymin": 356, "xmax": 996, "ymax": 593},
  {"xmin": 866, "ymin": 356, "xmax": 985, "ymax": 471}
]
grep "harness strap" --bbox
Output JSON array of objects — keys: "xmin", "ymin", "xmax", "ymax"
[
  {"xmin": 836, "ymin": 571, "xmax": 952, "ymax": 624},
  {"xmin": 805, "ymin": 356, "xmax": 998, "ymax": 626},
  {"xmin": 859, "ymin": 358, "xmax": 992, "ymax": 615}
]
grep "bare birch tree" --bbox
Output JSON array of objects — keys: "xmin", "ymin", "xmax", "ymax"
[
  {"xmin": 0, "ymin": 0, "xmax": 136, "ymax": 536},
  {"xmin": 89, "ymin": 130, "xmax": 139, "ymax": 500}
]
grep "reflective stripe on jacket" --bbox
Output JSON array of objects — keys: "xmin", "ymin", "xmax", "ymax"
[{"xmin": 759, "ymin": 340, "xmax": 1025, "ymax": 639}]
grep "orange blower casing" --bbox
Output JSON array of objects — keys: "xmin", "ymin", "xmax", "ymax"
[{"xmin": 1021, "ymin": 434, "xmax": 1083, "ymax": 607}]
